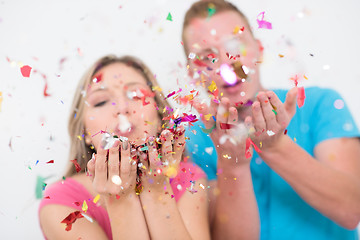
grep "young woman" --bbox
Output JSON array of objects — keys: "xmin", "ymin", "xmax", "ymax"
[{"xmin": 39, "ymin": 55, "xmax": 210, "ymax": 240}]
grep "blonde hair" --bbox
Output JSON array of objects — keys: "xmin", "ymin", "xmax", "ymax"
[
  {"xmin": 182, "ymin": 0, "xmax": 253, "ymax": 55},
  {"xmin": 64, "ymin": 55, "xmax": 171, "ymax": 177}
]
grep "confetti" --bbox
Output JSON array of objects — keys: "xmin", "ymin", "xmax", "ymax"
[
  {"xmin": 220, "ymin": 123, "xmax": 235, "ymax": 129},
  {"xmin": 220, "ymin": 63, "xmax": 237, "ymax": 85},
  {"xmin": 20, "ymin": 65, "xmax": 32, "ymax": 77},
  {"xmin": 204, "ymin": 114, "xmax": 212, "ymax": 121},
  {"xmin": 207, "ymin": 3, "xmax": 216, "ymax": 18},
  {"xmin": 188, "ymin": 52, "xmax": 196, "ymax": 59},
  {"xmin": 166, "ymin": 12, "xmax": 173, "ymax": 21},
  {"xmin": 200, "ymin": 123, "xmax": 216, "ymax": 134},
  {"xmin": 266, "ymin": 130, "xmax": 275, "ymax": 136},
  {"xmin": 193, "ymin": 59, "xmax": 208, "ymax": 67},
  {"xmin": 70, "ymin": 159, "xmax": 81, "ymax": 173},
  {"xmin": 208, "ymin": 81, "xmax": 217, "ymax": 92},
  {"xmin": 82, "ymin": 200, "xmax": 88, "ymax": 213},
  {"xmin": 92, "ymin": 73, "xmax": 102, "ymax": 83},
  {"xmin": 334, "ymin": 99, "xmax": 344, "ymax": 109},
  {"xmin": 100, "ymin": 132, "xmax": 118, "ymax": 150},
  {"xmin": 297, "ymin": 87, "xmax": 305, "ymax": 108},
  {"xmin": 61, "ymin": 211, "xmax": 84, "ymax": 231},
  {"xmin": 93, "ymin": 194, "xmax": 100, "ymax": 204},
  {"xmin": 257, "ymin": 12, "xmax": 272, "ymax": 29},
  {"xmin": 112, "ymin": 175, "xmax": 122, "ymax": 185},
  {"xmin": 46, "ymin": 160, "xmax": 54, "ymax": 164},
  {"xmin": 35, "ymin": 176, "xmax": 47, "ymax": 199}
]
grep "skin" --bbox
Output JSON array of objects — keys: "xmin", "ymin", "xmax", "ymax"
[
  {"xmin": 184, "ymin": 9, "xmax": 360, "ymax": 239},
  {"xmin": 40, "ymin": 63, "xmax": 211, "ymax": 240}
]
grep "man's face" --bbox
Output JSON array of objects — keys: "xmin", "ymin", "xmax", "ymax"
[{"xmin": 184, "ymin": 11, "xmax": 263, "ymax": 107}]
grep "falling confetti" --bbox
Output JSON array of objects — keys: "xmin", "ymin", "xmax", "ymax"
[
  {"xmin": 20, "ymin": 65, "xmax": 32, "ymax": 77},
  {"xmin": 257, "ymin": 12, "xmax": 272, "ymax": 29},
  {"xmin": 93, "ymin": 194, "xmax": 100, "ymax": 204},
  {"xmin": 0, "ymin": 92, "xmax": 3, "ymax": 111},
  {"xmin": 61, "ymin": 211, "xmax": 84, "ymax": 231},
  {"xmin": 208, "ymin": 81, "xmax": 217, "ymax": 92},
  {"xmin": 297, "ymin": 87, "xmax": 305, "ymax": 108},
  {"xmin": 220, "ymin": 64, "xmax": 237, "ymax": 85},
  {"xmin": 207, "ymin": 3, "xmax": 216, "ymax": 18},
  {"xmin": 70, "ymin": 159, "xmax": 81, "ymax": 173},
  {"xmin": 35, "ymin": 176, "xmax": 47, "ymax": 199},
  {"xmin": 166, "ymin": 12, "xmax": 173, "ymax": 21},
  {"xmin": 82, "ymin": 200, "xmax": 88, "ymax": 213}
]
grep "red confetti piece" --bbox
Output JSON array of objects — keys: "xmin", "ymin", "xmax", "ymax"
[
  {"xmin": 193, "ymin": 59, "xmax": 208, "ymax": 67},
  {"xmin": 43, "ymin": 82, "xmax": 51, "ymax": 97},
  {"xmin": 46, "ymin": 160, "xmax": 54, "ymax": 164},
  {"xmin": 70, "ymin": 159, "xmax": 81, "ymax": 173},
  {"xmin": 220, "ymin": 123, "xmax": 236, "ymax": 129},
  {"xmin": 284, "ymin": 129, "xmax": 288, "ymax": 135},
  {"xmin": 93, "ymin": 73, "xmax": 102, "ymax": 83},
  {"xmin": 297, "ymin": 87, "xmax": 305, "ymax": 108},
  {"xmin": 245, "ymin": 137, "xmax": 262, "ymax": 158},
  {"xmin": 73, "ymin": 202, "xmax": 81, "ymax": 206},
  {"xmin": 44, "ymin": 196, "xmax": 50, "ymax": 199},
  {"xmin": 20, "ymin": 65, "xmax": 32, "ymax": 77},
  {"xmin": 61, "ymin": 211, "xmax": 84, "ymax": 231}
]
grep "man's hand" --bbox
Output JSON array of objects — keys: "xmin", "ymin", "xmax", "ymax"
[{"xmin": 248, "ymin": 87, "xmax": 298, "ymax": 152}]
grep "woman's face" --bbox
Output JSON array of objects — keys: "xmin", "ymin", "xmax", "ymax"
[{"xmin": 83, "ymin": 62, "xmax": 161, "ymax": 149}]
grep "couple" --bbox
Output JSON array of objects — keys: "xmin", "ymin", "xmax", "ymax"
[{"xmin": 39, "ymin": 1, "xmax": 360, "ymax": 239}]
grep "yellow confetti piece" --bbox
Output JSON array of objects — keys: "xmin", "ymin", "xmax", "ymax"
[
  {"xmin": 220, "ymin": 92, "xmax": 223, "ymax": 97},
  {"xmin": 204, "ymin": 114, "xmax": 213, "ymax": 121},
  {"xmin": 223, "ymin": 111, "xmax": 229, "ymax": 118},
  {"xmin": 165, "ymin": 166, "xmax": 178, "ymax": 178},
  {"xmin": 162, "ymin": 107, "xmax": 166, "ymax": 113},
  {"xmin": 233, "ymin": 25, "xmax": 240, "ymax": 34},
  {"xmin": 278, "ymin": 54, "xmax": 284, "ymax": 58},
  {"xmin": 304, "ymin": 75, "xmax": 308, "ymax": 80},
  {"xmin": 82, "ymin": 200, "xmax": 88, "ymax": 213},
  {"xmin": 294, "ymin": 137, "xmax": 297, "ymax": 142},
  {"xmin": 208, "ymin": 81, "xmax": 217, "ymax": 92},
  {"xmin": 199, "ymin": 183, "xmax": 205, "ymax": 189},
  {"xmin": 234, "ymin": 178, "xmax": 237, "ymax": 180},
  {"xmin": 77, "ymin": 135, "xmax": 83, "ymax": 141},
  {"xmin": 93, "ymin": 194, "xmax": 100, "ymax": 204},
  {"xmin": 260, "ymin": 142, "xmax": 262, "ymax": 148},
  {"xmin": 152, "ymin": 86, "xmax": 162, "ymax": 92}
]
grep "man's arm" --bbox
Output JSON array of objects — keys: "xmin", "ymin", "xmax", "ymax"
[
  {"xmin": 260, "ymin": 136, "xmax": 360, "ymax": 229},
  {"xmin": 209, "ymin": 163, "xmax": 259, "ymax": 240}
]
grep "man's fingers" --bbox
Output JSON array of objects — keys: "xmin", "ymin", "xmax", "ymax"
[
  {"xmin": 252, "ymin": 101, "xmax": 266, "ymax": 135},
  {"xmin": 284, "ymin": 87, "xmax": 298, "ymax": 117},
  {"xmin": 266, "ymin": 91, "xmax": 287, "ymax": 129},
  {"xmin": 217, "ymin": 97, "xmax": 230, "ymax": 130},
  {"xmin": 257, "ymin": 92, "xmax": 277, "ymax": 132},
  {"xmin": 193, "ymin": 99, "xmax": 217, "ymax": 129}
]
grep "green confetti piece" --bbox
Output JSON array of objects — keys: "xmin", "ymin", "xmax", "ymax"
[
  {"xmin": 35, "ymin": 176, "xmax": 47, "ymax": 199},
  {"xmin": 200, "ymin": 123, "xmax": 216, "ymax": 134},
  {"xmin": 140, "ymin": 146, "xmax": 149, "ymax": 151},
  {"xmin": 272, "ymin": 109, "xmax": 277, "ymax": 115},
  {"xmin": 208, "ymin": 6, "xmax": 216, "ymax": 18},
  {"xmin": 166, "ymin": 12, "xmax": 173, "ymax": 21}
]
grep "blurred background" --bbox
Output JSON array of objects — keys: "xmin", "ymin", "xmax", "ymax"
[{"xmin": 0, "ymin": 0, "xmax": 359, "ymax": 238}]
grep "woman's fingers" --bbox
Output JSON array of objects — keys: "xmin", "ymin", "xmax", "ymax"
[
  {"xmin": 93, "ymin": 142, "xmax": 108, "ymax": 194},
  {"xmin": 147, "ymin": 136, "xmax": 160, "ymax": 170},
  {"xmin": 160, "ymin": 130, "xmax": 173, "ymax": 165},
  {"xmin": 107, "ymin": 140, "xmax": 121, "ymax": 194},
  {"xmin": 173, "ymin": 125, "xmax": 186, "ymax": 163},
  {"xmin": 86, "ymin": 153, "xmax": 96, "ymax": 182}
]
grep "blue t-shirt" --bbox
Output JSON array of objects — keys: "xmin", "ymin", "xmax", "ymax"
[{"xmin": 185, "ymin": 87, "xmax": 360, "ymax": 240}]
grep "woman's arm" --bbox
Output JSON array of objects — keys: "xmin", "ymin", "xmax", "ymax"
[
  {"xmin": 87, "ymin": 138, "xmax": 150, "ymax": 240},
  {"xmin": 138, "ymin": 128, "xmax": 211, "ymax": 240}
]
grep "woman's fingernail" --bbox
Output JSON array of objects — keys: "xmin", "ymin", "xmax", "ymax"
[
  {"xmin": 91, "ymin": 153, "xmax": 96, "ymax": 163},
  {"xmin": 122, "ymin": 140, "xmax": 129, "ymax": 150},
  {"xmin": 113, "ymin": 139, "xmax": 120, "ymax": 148},
  {"xmin": 148, "ymin": 136, "xmax": 154, "ymax": 146}
]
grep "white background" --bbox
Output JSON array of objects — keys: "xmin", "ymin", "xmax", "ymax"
[{"xmin": 0, "ymin": 0, "xmax": 359, "ymax": 238}]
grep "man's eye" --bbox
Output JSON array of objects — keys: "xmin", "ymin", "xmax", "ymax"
[{"xmin": 94, "ymin": 101, "xmax": 107, "ymax": 107}]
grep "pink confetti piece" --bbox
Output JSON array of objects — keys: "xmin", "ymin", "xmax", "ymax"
[
  {"xmin": 20, "ymin": 65, "xmax": 32, "ymax": 77},
  {"xmin": 297, "ymin": 87, "xmax": 305, "ymax": 108},
  {"xmin": 257, "ymin": 12, "xmax": 272, "ymax": 29},
  {"xmin": 220, "ymin": 123, "xmax": 236, "ymax": 129}
]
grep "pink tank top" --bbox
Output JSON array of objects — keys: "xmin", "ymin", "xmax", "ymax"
[{"xmin": 38, "ymin": 162, "xmax": 205, "ymax": 239}]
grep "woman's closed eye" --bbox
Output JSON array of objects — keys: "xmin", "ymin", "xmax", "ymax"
[{"xmin": 94, "ymin": 100, "xmax": 107, "ymax": 107}]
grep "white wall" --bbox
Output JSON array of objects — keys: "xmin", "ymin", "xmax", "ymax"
[{"xmin": 0, "ymin": 0, "xmax": 359, "ymax": 238}]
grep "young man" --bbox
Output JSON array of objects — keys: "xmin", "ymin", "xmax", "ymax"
[{"xmin": 182, "ymin": 1, "xmax": 360, "ymax": 239}]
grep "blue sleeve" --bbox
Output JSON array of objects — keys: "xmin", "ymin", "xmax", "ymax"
[
  {"xmin": 310, "ymin": 88, "xmax": 360, "ymax": 145},
  {"xmin": 185, "ymin": 122, "xmax": 218, "ymax": 180}
]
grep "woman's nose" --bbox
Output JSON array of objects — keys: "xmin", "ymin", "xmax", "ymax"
[{"xmin": 113, "ymin": 97, "xmax": 129, "ymax": 117}]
